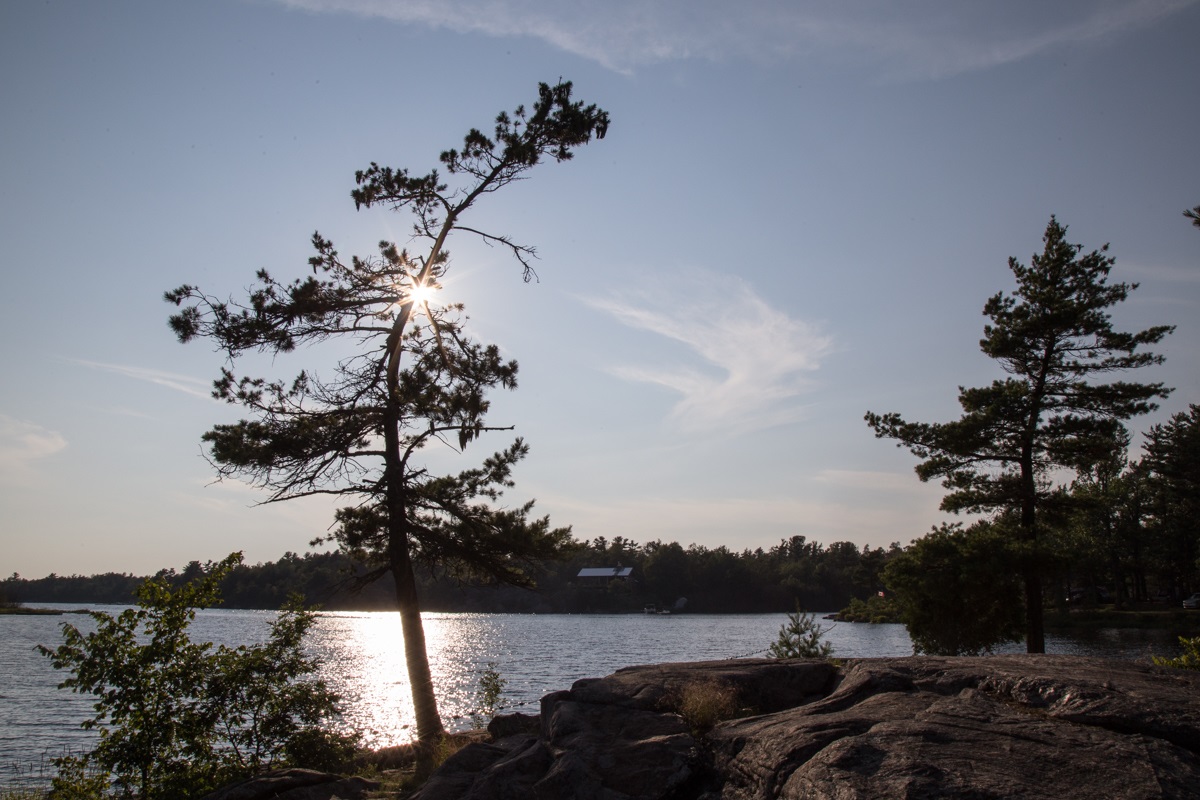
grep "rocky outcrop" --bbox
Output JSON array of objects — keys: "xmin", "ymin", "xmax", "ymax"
[
  {"xmin": 199, "ymin": 768, "xmax": 378, "ymax": 800},
  {"xmin": 413, "ymin": 656, "xmax": 1200, "ymax": 800}
]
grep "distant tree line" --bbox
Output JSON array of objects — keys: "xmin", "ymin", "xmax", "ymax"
[
  {"xmin": 8, "ymin": 437, "xmax": 1196, "ymax": 622},
  {"xmin": 3, "ymin": 535, "xmax": 898, "ymax": 614},
  {"xmin": 4, "ymin": 553, "xmax": 389, "ymax": 610},
  {"xmin": 511, "ymin": 535, "xmax": 898, "ymax": 614}
]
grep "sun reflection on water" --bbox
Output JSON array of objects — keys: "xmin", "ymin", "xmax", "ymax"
[{"xmin": 309, "ymin": 612, "xmax": 513, "ymax": 749}]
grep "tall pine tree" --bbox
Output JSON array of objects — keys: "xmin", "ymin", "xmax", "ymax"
[
  {"xmin": 167, "ymin": 81, "xmax": 608, "ymax": 744},
  {"xmin": 866, "ymin": 217, "xmax": 1173, "ymax": 652}
]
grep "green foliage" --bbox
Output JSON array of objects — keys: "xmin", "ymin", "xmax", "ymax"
[
  {"xmin": 867, "ymin": 217, "xmax": 1173, "ymax": 515},
  {"xmin": 768, "ymin": 606, "xmax": 834, "ymax": 659},
  {"xmin": 866, "ymin": 217, "xmax": 1174, "ymax": 651},
  {"xmin": 1, "ymin": 790, "xmax": 54, "ymax": 800},
  {"xmin": 3, "ymin": 537, "xmax": 903, "ymax": 615},
  {"xmin": 884, "ymin": 522, "xmax": 1025, "ymax": 655},
  {"xmin": 38, "ymin": 553, "xmax": 352, "ymax": 800},
  {"xmin": 1153, "ymin": 636, "xmax": 1200, "ymax": 671},
  {"xmin": 478, "ymin": 663, "xmax": 506, "ymax": 715},
  {"xmin": 1055, "ymin": 429, "xmax": 1140, "ymax": 606},
  {"xmin": 838, "ymin": 593, "xmax": 901, "ymax": 624},
  {"xmin": 1184, "ymin": 205, "xmax": 1200, "ymax": 229},
  {"xmin": 167, "ymin": 81, "xmax": 607, "ymax": 742},
  {"xmin": 1140, "ymin": 405, "xmax": 1200, "ymax": 592},
  {"xmin": 470, "ymin": 662, "xmax": 507, "ymax": 728},
  {"xmin": 42, "ymin": 757, "xmax": 109, "ymax": 800}
]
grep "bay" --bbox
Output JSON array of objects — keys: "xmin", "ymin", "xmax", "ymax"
[{"xmin": 0, "ymin": 605, "xmax": 1180, "ymax": 786}]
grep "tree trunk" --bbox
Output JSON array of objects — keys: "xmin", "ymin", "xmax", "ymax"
[
  {"xmin": 1023, "ymin": 568, "xmax": 1045, "ymax": 653},
  {"xmin": 1020, "ymin": 439, "xmax": 1046, "ymax": 654},
  {"xmin": 383, "ymin": 323, "xmax": 444, "ymax": 745},
  {"xmin": 389, "ymin": 543, "xmax": 443, "ymax": 743}
]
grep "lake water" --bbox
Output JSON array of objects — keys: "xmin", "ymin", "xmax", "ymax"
[{"xmin": 0, "ymin": 606, "xmax": 1182, "ymax": 786}]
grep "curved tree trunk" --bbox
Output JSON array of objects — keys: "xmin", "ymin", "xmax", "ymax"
[
  {"xmin": 384, "ymin": 318, "xmax": 444, "ymax": 745},
  {"xmin": 389, "ymin": 540, "xmax": 443, "ymax": 743}
]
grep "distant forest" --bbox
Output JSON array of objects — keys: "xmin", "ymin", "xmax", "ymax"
[
  {"xmin": 2, "ymin": 535, "xmax": 897, "ymax": 614},
  {"xmin": 9, "ymin": 433, "xmax": 1197, "ymax": 618}
]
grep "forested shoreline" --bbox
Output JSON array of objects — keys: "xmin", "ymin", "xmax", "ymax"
[
  {"xmin": 6, "ymin": 396, "xmax": 1197, "ymax": 626},
  {"xmin": 7, "ymin": 460, "xmax": 1199, "ymax": 622},
  {"xmin": 2, "ymin": 536, "xmax": 895, "ymax": 614}
]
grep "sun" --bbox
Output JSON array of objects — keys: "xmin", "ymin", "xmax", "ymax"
[
  {"xmin": 393, "ymin": 279, "xmax": 441, "ymax": 318},
  {"xmin": 407, "ymin": 282, "xmax": 438, "ymax": 308}
]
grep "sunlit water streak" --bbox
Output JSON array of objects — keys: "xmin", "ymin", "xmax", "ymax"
[
  {"xmin": 1, "ymin": 606, "xmax": 1183, "ymax": 785},
  {"xmin": 308, "ymin": 611, "xmax": 907, "ymax": 746}
]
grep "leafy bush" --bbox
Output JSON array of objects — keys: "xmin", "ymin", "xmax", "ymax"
[
  {"xmin": 768, "ymin": 606, "xmax": 834, "ymax": 659},
  {"xmin": 39, "ymin": 552, "xmax": 355, "ymax": 799},
  {"xmin": 470, "ymin": 662, "xmax": 507, "ymax": 728},
  {"xmin": 883, "ymin": 521, "xmax": 1024, "ymax": 656},
  {"xmin": 1153, "ymin": 636, "xmax": 1200, "ymax": 671}
]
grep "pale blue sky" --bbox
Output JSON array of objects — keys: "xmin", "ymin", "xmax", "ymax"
[{"xmin": 2, "ymin": 0, "xmax": 1197, "ymax": 578}]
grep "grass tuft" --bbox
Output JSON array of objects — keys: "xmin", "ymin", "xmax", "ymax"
[{"xmin": 674, "ymin": 680, "xmax": 740, "ymax": 736}]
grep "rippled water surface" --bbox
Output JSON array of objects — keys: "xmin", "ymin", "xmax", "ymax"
[
  {"xmin": 1, "ymin": 607, "xmax": 1182, "ymax": 784},
  {"xmin": 310, "ymin": 610, "xmax": 914, "ymax": 746}
]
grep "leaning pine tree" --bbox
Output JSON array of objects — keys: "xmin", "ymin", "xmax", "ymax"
[
  {"xmin": 865, "ymin": 217, "xmax": 1173, "ymax": 653},
  {"xmin": 166, "ymin": 81, "xmax": 609, "ymax": 745}
]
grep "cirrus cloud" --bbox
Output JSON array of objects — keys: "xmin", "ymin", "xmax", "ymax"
[
  {"xmin": 584, "ymin": 271, "xmax": 832, "ymax": 435},
  {"xmin": 67, "ymin": 359, "xmax": 212, "ymax": 399},
  {"xmin": 267, "ymin": 0, "xmax": 1196, "ymax": 79}
]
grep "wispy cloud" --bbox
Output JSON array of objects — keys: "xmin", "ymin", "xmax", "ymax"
[
  {"xmin": 68, "ymin": 359, "xmax": 212, "ymax": 399},
  {"xmin": 584, "ymin": 271, "xmax": 832, "ymax": 435},
  {"xmin": 0, "ymin": 414, "xmax": 67, "ymax": 484},
  {"xmin": 830, "ymin": 0, "xmax": 1198, "ymax": 81},
  {"xmin": 269, "ymin": 0, "xmax": 1195, "ymax": 78}
]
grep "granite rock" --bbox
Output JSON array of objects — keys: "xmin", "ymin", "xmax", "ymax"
[{"xmin": 413, "ymin": 656, "xmax": 1200, "ymax": 800}]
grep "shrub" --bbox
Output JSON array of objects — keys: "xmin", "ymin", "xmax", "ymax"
[
  {"xmin": 675, "ymin": 680, "xmax": 739, "ymax": 735},
  {"xmin": 470, "ymin": 662, "xmax": 507, "ymax": 729},
  {"xmin": 768, "ymin": 606, "xmax": 834, "ymax": 659},
  {"xmin": 883, "ymin": 521, "xmax": 1024, "ymax": 656},
  {"xmin": 1153, "ymin": 636, "xmax": 1200, "ymax": 671},
  {"xmin": 39, "ymin": 552, "xmax": 355, "ymax": 799}
]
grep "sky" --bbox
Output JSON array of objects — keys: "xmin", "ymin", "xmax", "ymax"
[{"xmin": 1, "ymin": 0, "xmax": 1198, "ymax": 579}]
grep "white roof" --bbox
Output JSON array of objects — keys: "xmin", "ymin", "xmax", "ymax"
[{"xmin": 577, "ymin": 567, "xmax": 633, "ymax": 578}]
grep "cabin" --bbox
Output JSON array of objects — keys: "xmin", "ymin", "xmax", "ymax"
[{"xmin": 576, "ymin": 566, "xmax": 633, "ymax": 589}]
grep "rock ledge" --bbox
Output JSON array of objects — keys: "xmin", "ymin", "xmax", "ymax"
[{"xmin": 414, "ymin": 655, "xmax": 1200, "ymax": 800}]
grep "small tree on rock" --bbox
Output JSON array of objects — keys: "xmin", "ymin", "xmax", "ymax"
[
  {"xmin": 768, "ymin": 606, "xmax": 834, "ymax": 659},
  {"xmin": 866, "ymin": 217, "xmax": 1173, "ymax": 652}
]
